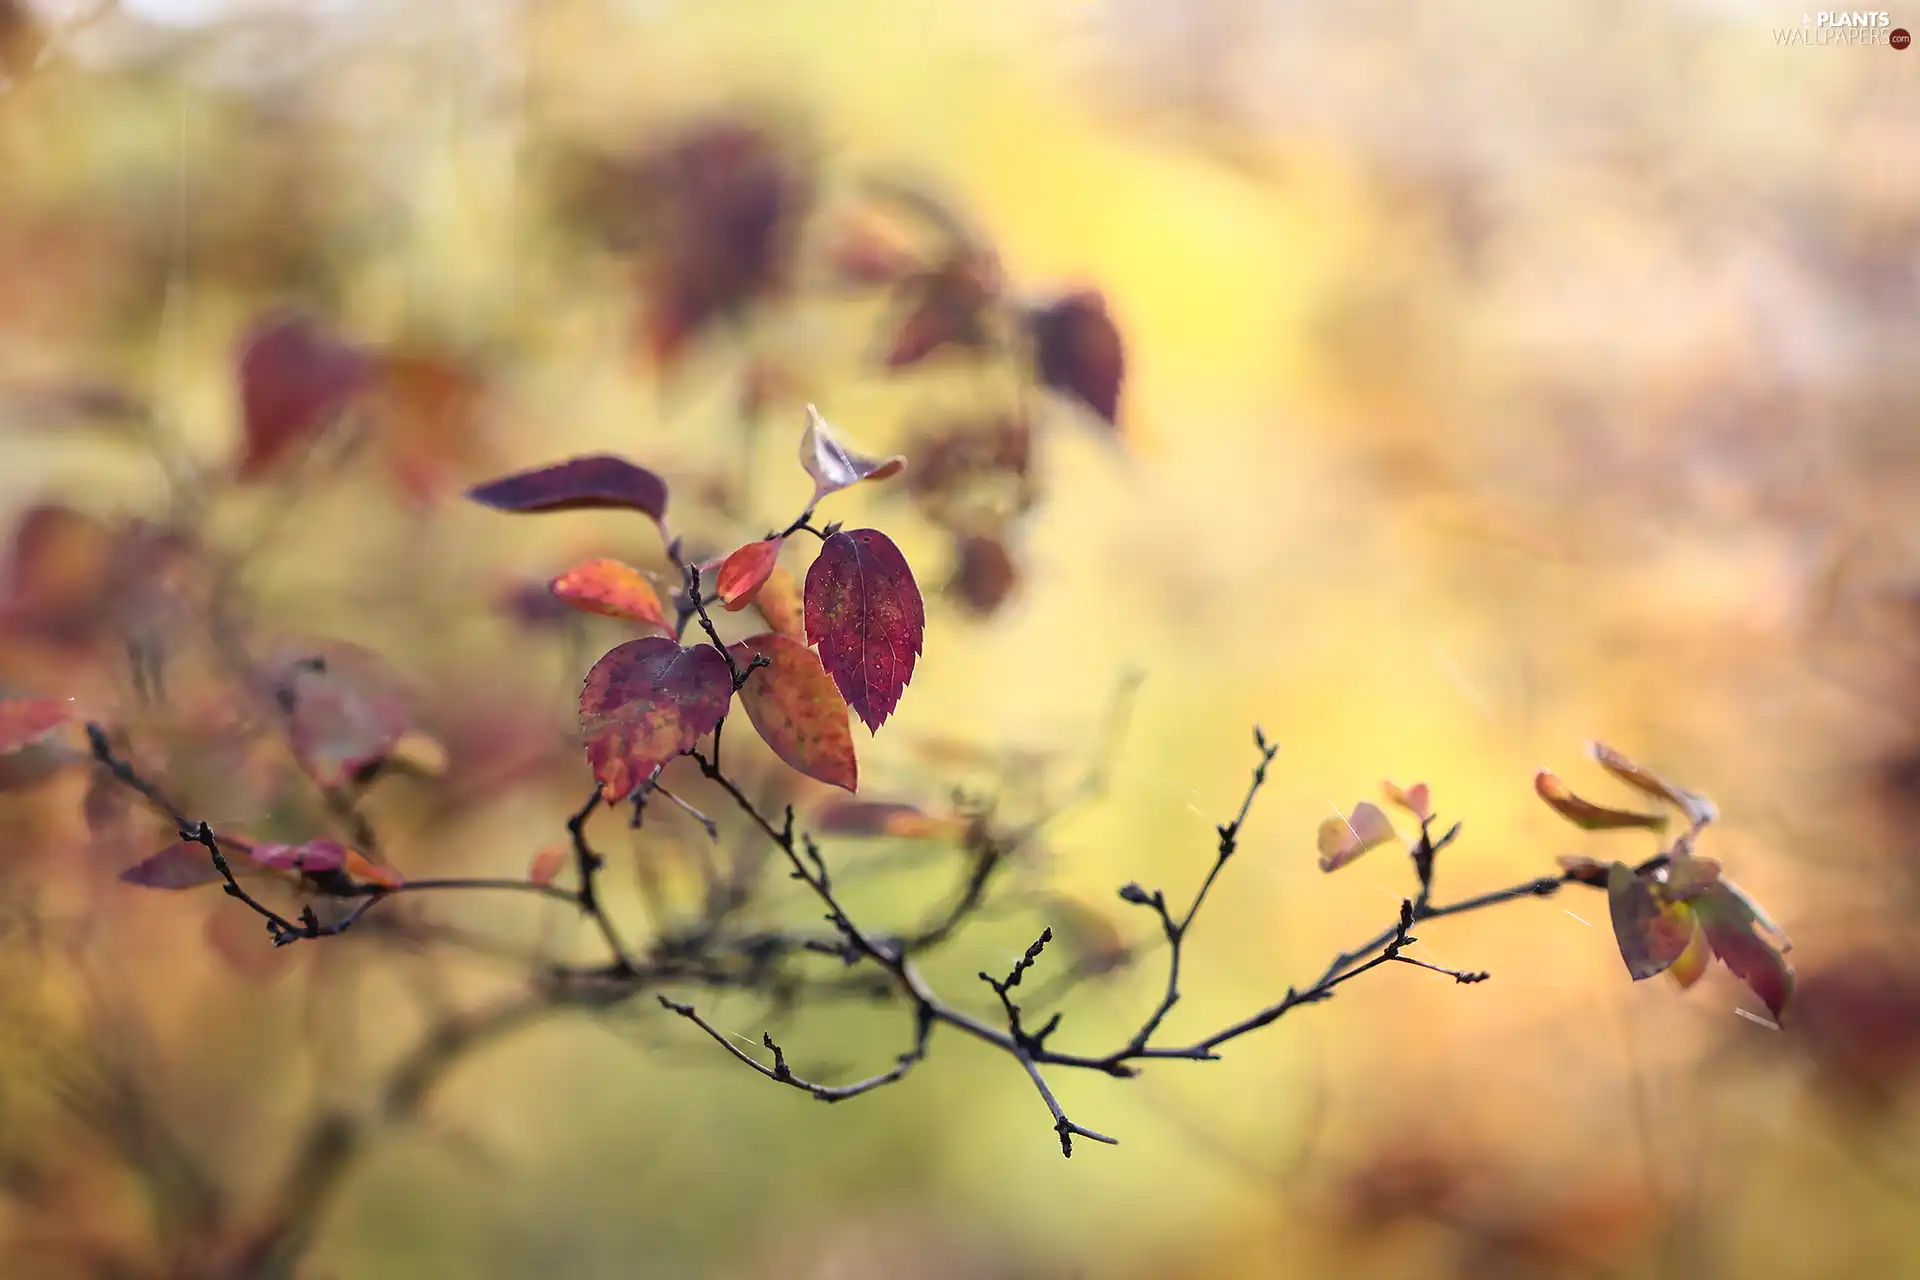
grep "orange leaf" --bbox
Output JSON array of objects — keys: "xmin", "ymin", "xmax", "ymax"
[
  {"xmin": 528, "ymin": 845, "xmax": 566, "ymax": 887},
  {"xmin": 1534, "ymin": 769, "xmax": 1667, "ymax": 832},
  {"xmin": 1317, "ymin": 802, "xmax": 1397, "ymax": 872},
  {"xmin": 1381, "ymin": 780, "xmax": 1432, "ymax": 823},
  {"xmin": 1694, "ymin": 880, "xmax": 1795, "ymax": 1018},
  {"xmin": 550, "ymin": 558, "xmax": 668, "ymax": 630},
  {"xmin": 752, "ymin": 564, "xmax": 806, "ymax": 641},
  {"xmin": 716, "ymin": 538, "xmax": 783, "ymax": 611},
  {"xmin": 342, "ymin": 847, "xmax": 404, "ymax": 890},
  {"xmin": 729, "ymin": 633, "xmax": 857, "ymax": 791}
]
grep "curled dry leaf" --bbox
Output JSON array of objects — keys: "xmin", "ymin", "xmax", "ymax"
[
  {"xmin": 1381, "ymin": 780, "xmax": 1432, "ymax": 823},
  {"xmin": 1605, "ymin": 861, "xmax": 1695, "ymax": 981},
  {"xmin": 1534, "ymin": 769, "xmax": 1667, "ymax": 832},
  {"xmin": 466, "ymin": 455, "xmax": 669, "ymax": 525},
  {"xmin": 1317, "ymin": 802, "xmax": 1397, "ymax": 872},
  {"xmin": 235, "ymin": 313, "xmax": 371, "ymax": 480},
  {"xmin": 751, "ymin": 564, "xmax": 806, "ymax": 641},
  {"xmin": 0, "ymin": 697, "xmax": 70, "ymax": 755},
  {"xmin": 528, "ymin": 845, "xmax": 567, "ymax": 888},
  {"xmin": 550, "ymin": 558, "xmax": 669, "ymax": 630},
  {"xmin": 1588, "ymin": 742, "xmax": 1718, "ymax": 827},
  {"xmin": 716, "ymin": 538, "xmax": 783, "ymax": 611},
  {"xmin": 812, "ymin": 799, "xmax": 963, "ymax": 839},
  {"xmin": 728, "ymin": 633, "xmax": 857, "ymax": 792},
  {"xmin": 799, "ymin": 406, "xmax": 905, "ymax": 502},
  {"xmin": 804, "ymin": 529, "xmax": 924, "ymax": 732},
  {"xmin": 1028, "ymin": 290, "xmax": 1124, "ymax": 428},
  {"xmin": 578, "ymin": 637, "xmax": 733, "ymax": 803}
]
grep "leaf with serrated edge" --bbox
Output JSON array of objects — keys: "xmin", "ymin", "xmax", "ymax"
[
  {"xmin": 1694, "ymin": 880, "xmax": 1794, "ymax": 1017},
  {"xmin": 578, "ymin": 638, "xmax": 733, "ymax": 803},
  {"xmin": 1535, "ymin": 769, "xmax": 1667, "ymax": 831},
  {"xmin": 803, "ymin": 529, "xmax": 924, "ymax": 732},
  {"xmin": 799, "ymin": 405, "xmax": 905, "ymax": 501},
  {"xmin": 730, "ymin": 633, "xmax": 857, "ymax": 791}
]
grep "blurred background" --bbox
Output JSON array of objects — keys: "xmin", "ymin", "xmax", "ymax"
[{"xmin": 2, "ymin": 0, "xmax": 1919, "ymax": 1275}]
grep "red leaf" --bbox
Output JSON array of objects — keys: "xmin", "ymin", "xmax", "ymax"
[
  {"xmin": 1605, "ymin": 861, "xmax": 1695, "ymax": 980},
  {"xmin": 236, "ymin": 313, "xmax": 371, "ymax": 479},
  {"xmin": 0, "ymin": 697, "xmax": 70, "ymax": 755},
  {"xmin": 803, "ymin": 529, "xmax": 924, "ymax": 732},
  {"xmin": 550, "ymin": 558, "xmax": 669, "ymax": 630},
  {"xmin": 120, "ymin": 840, "xmax": 222, "ymax": 890},
  {"xmin": 1029, "ymin": 291, "xmax": 1124, "ymax": 427},
  {"xmin": 798, "ymin": 406, "xmax": 905, "ymax": 501},
  {"xmin": 578, "ymin": 637, "xmax": 733, "ymax": 803},
  {"xmin": 466, "ymin": 456, "xmax": 669, "ymax": 524},
  {"xmin": 716, "ymin": 538, "xmax": 783, "ymax": 611},
  {"xmin": 751, "ymin": 564, "xmax": 807, "ymax": 641},
  {"xmin": 1695, "ymin": 880, "xmax": 1795, "ymax": 1019},
  {"xmin": 729, "ymin": 633, "xmax": 857, "ymax": 791}
]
